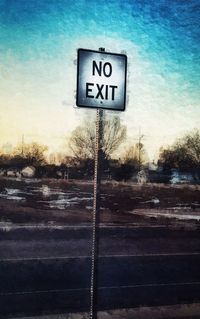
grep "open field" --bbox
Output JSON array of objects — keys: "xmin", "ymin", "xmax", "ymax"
[{"xmin": 0, "ymin": 177, "xmax": 200, "ymax": 226}]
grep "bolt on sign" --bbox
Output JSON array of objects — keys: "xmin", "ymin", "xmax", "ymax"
[{"xmin": 76, "ymin": 49, "xmax": 127, "ymax": 111}]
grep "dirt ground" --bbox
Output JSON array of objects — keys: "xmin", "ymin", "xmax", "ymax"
[{"xmin": 0, "ymin": 177, "xmax": 199, "ymax": 227}]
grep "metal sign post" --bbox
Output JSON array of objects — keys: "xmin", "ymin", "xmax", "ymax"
[
  {"xmin": 89, "ymin": 48, "xmax": 105, "ymax": 319},
  {"xmin": 90, "ymin": 107, "xmax": 103, "ymax": 319},
  {"xmin": 76, "ymin": 46, "xmax": 127, "ymax": 319}
]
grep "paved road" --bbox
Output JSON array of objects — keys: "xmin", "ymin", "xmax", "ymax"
[
  {"xmin": 1, "ymin": 225, "xmax": 200, "ymax": 258},
  {"xmin": 0, "ymin": 225, "xmax": 200, "ymax": 318}
]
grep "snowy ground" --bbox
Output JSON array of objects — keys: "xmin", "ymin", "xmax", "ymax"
[{"xmin": 0, "ymin": 178, "xmax": 200, "ymax": 227}]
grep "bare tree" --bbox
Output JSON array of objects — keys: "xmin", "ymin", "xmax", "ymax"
[
  {"xmin": 13, "ymin": 142, "xmax": 48, "ymax": 166},
  {"xmin": 69, "ymin": 115, "xmax": 126, "ymax": 161},
  {"xmin": 159, "ymin": 129, "xmax": 200, "ymax": 179}
]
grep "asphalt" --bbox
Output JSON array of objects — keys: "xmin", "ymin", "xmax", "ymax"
[{"xmin": 0, "ymin": 225, "xmax": 200, "ymax": 318}]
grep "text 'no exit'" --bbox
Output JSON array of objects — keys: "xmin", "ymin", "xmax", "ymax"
[{"xmin": 86, "ymin": 61, "xmax": 117, "ymax": 101}]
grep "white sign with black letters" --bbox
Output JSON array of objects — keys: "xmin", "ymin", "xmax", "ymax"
[{"xmin": 76, "ymin": 49, "xmax": 127, "ymax": 111}]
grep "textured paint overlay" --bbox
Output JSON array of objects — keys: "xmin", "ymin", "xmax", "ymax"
[{"xmin": 0, "ymin": 0, "xmax": 199, "ymax": 158}]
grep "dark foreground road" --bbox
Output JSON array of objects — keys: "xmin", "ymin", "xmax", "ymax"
[{"xmin": 0, "ymin": 225, "xmax": 200, "ymax": 318}]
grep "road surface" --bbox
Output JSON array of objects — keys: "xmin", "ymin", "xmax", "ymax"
[{"xmin": 0, "ymin": 225, "xmax": 200, "ymax": 318}]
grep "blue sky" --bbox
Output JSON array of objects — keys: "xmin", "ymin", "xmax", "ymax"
[{"xmin": 0, "ymin": 0, "xmax": 199, "ymax": 159}]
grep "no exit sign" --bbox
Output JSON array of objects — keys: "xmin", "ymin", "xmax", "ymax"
[{"xmin": 76, "ymin": 49, "xmax": 127, "ymax": 111}]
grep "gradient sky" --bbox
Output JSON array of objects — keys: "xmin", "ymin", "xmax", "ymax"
[{"xmin": 0, "ymin": 0, "xmax": 199, "ymax": 159}]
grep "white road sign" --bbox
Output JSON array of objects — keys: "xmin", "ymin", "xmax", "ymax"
[{"xmin": 76, "ymin": 49, "xmax": 127, "ymax": 111}]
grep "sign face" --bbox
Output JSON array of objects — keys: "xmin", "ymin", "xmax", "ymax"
[{"xmin": 76, "ymin": 49, "xmax": 127, "ymax": 111}]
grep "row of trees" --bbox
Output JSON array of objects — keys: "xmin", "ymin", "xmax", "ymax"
[
  {"xmin": 68, "ymin": 118, "xmax": 200, "ymax": 180},
  {"xmin": 0, "ymin": 116, "xmax": 147, "ymax": 170},
  {"xmin": 0, "ymin": 115, "xmax": 199, "ymax": 181},
  {"xmin": 0, "ymin": 143, "xmax": 47, "ymax": 168}
]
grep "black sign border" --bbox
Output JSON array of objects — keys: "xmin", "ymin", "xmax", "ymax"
[{"xmin": 76, "ymin": 48, "xmax": 127, "ymax": 112}]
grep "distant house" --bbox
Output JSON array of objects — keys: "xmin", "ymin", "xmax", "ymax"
[
  {"xmin": 170, "ymin": 169, "xmax": 194, "ymax": 184},
  {"xmin": 6, "ymin": 170, "xmax": 17, "ymax": 177},
  {"xmin": 21, "ymin": 166, "xmax": 36, "ymax": 178}
]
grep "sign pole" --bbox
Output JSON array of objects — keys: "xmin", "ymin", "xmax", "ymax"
[
  {"xmin": 90, "ymin": 48, "xmax": 105, "ymax": 319},
  {"xmin": 76, "ymin": 46, "xmax": 127, "ymax": 318}
]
